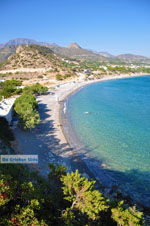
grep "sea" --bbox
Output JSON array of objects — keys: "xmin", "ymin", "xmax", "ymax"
[{"xmin": 65, "ymin": 75, "xmax": 150, "ymax": 206}]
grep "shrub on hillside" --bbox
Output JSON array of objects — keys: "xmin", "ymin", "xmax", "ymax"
[
  {"xmin": 63, "ymin": 74, "xmax": 72, "ymax": 79},
  {"xmin": 0, "ymin": 80, "xmax": 22, "ymax": 98},
  {"xmin": 23, "ymin": 83, "xmax": 48, "ymax": 95},
  {"xmin": 14, "ymin": 93, "xmax": 40, "ymax": 129},
  {"xmin": 56, "ymin": 74, "xmax": 63, "ymax": 80}
]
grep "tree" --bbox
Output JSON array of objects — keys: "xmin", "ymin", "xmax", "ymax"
[
  {"xmin": 0, "ymin": 163, "xmax": 145, "ymax": 226},
  {"xmin": 48, "ymin": 163, "xmax": 66, "ymax": 181},
  {"xmin": 23, "ymin": 83, "xmax": 48, "ymax": 95},
  {"xmin": 0, "ymin": 79, "xmax": 22, "ymax": 98},
  {"xmin": 0, "ymin": 174, "xmax": 15, "ymax": 206},
  {"xmin": 61, "ymin": 170, "xmax": 108, "ymax": 220},
  {"xmin": 8, "ymin": 200, "xmax": 48, "ymax": 226},
  {"xmin": 111, "ymin": 201, "xmax": 144, "ymax": 226},
  {"xmin": 14, "ymin": 93, "xmax": 40, "ymax": 129}
]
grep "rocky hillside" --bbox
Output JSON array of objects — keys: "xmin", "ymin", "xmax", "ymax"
[
  {"xmin": 0, "ymin": 39, "xmax": 58, "ymax": 65},
  {"xmin": 0, "ymin": 44, "xmax": 79, "ymax": 83},
  {"xmin": 0, "ymin": 45, "xmax": 60, "ymax": 70}
]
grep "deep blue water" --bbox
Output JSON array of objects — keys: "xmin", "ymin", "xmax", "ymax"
[{"xmin": 67, "ymin": 75, "xmax": 150, "ymax": 205}]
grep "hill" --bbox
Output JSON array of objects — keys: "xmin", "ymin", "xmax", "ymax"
[
  {"xmin": 117, "ymin": 53, "xmax": 148, "ymax": 59},
  {"xmin": 116, "ymin": 54, "xmax": 150, "ymax": 65},
  {"xmin": 0, "ymin": 38, "xmax": 150, "ymax": 66},
  {"xmin": 49, "ymin": 43, "xmax": 107, "ymax": 61},
  {"xmin": 0, "ymin": 39, "xmax": 107, "ymax": 61},
  {"xmin": 0, "ymin": 39, "xmax": 58, "ymax": 64},
  {"xmin": 0, "ymin": 45, "xmax": 56, "ymax": 70},
  {"xmin": 0, "ymin": 45, "xmax": 78, "ymax": 83}
]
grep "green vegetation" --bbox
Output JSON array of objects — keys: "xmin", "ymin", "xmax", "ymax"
[
  {"xmin": 56, "ymin": 73, "xmax": 72, "ymax": 80},
  {"xmin": 0, "ymin": 80, "xmax": 47, "ymax": 129},
  {"xmin": 0, "ymin": 79, "xmax": 22, "ymax": 100},
  {"xmin": 37, "ymin": 75, "xmax": 44, "ymax": 79},
  {"xmin": 79, "ymin": 60, "xmax": 150, "ymax": 77},
  {"xmin": 23, "ymin": 83, "xmax": 48, "ymax": 95},
  {"xmin": 63, "ymin": 73, "xmax": 72, "ymax": 79},
  {"xmin": 111, "ymin": 201, "xmax": 143, "ymax": 226},
  {"xmin": 61, "ymin": 170, "xmax": 108, "ymax": 221},
  {"xmin": 14, "ymin": 92, "xmax": 40, "ymax": 129},
  {"xmin": 56, "ymin": 74, "xmax": 63, "ymax": 80},
  {"xmin": 0, "ymin": 163, "xmax": 144, "ymax": 226},
  {"xmin": 138, "ymin": 67, "xmax": 150, "ymax": 73}
]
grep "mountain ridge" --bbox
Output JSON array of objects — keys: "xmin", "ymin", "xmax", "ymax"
[
  {"xmin": 0, "ymin": 38, "xmax": 58, "ymax": 48},
  {"xmin": 0, "ymin": 38, "xmax": 150, "ymax": 64},
  {"xmin": 117, "ymin": 53, "xmax": 148, "ymax": 59}
]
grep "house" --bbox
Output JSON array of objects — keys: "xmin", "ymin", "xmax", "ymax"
[
  {"xmin": 0, "ymin": 98, "xmax": 16, "ymax": 124},
  {"xmin": 83, "ymin": 69, "xmax": 91, "ymax": 74}
]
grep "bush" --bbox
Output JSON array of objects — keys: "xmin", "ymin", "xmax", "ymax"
[
  {"xmin": 111, "ymin": 201, "xmax": 144, "ymax": 226},
  {"xmin": 63, "ymin": 74, "xmax": 71, "ymax": 79},
  {"xmin": 0, "ymin": 80, "xmax": 22, "ymax": 98},
  {"xmin": 37, "ymin": 75, "xmax": 44, "ymax": 79},
  {"xmin": 2, "ymin": 80, "xmax": 22, "ymax": 87},
  {"xmin": 14, "ymin": 93, "xmax": 40, "ymax": 129},
  {"xmin": 23, "ymin": 83, "xmax": 48, "ymax": 95},
  {"xmin": 56, "ymin": 74, "xmax": 63, "ymax": 80}
]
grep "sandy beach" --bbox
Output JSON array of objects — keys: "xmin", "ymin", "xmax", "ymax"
[
  {"xmin": 55, "ymin": 73, "xmax": 147, "ymax": 155},
  {"xmin": 13, "ymin": 73, "xmax": 145, "ymax": 173}
]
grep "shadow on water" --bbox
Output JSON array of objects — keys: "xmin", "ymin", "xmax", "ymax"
[
  {"xmin": 66, "ymin": 144, "xmax": 150, "ymax": 208},
  {"xmin": 13, "ymin": 100, "xmax": 150, "ymax": 209}
]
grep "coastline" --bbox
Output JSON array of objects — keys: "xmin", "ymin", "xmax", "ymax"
[
  {"xmin": 57, "ymin": 73, "xmax": 148, "ymax": 166},
  {"xmin": 57, "ymin": 73, "xmax": 147, "ymax": 148},
  {"xmin": 13, "ymin": 73, "xmax": 150, "ymax": 207},
  {"xmin": 56, "ymin": 73, "xmax": 150, "ymax": 207}
]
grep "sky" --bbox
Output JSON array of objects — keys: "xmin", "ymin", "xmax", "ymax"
[{"xmin": 0, "ymin": 0, "xmax": 150, "ymax": 56}]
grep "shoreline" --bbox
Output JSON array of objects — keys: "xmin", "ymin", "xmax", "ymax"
[
  {"xmin": 57, "ymin": 73, "xmax": 147, "ymax": 146},
  {"xmin": 12, "ymin": 73, "xmax": 150, "ymax": 208},
  {"xmin": 57, "ymin": 73, "xmax": 149, "ymax": 163},
  {"xmin": 58, "ymin": 72, "xmax": 147, "ymax": 101},
  {"xmin": 56, "ymin": 73, "xmax": 150, "ymax": 207}
]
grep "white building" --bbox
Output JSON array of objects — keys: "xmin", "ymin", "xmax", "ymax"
[
  {"xmin": 0, "ymin": 98, "xmax": 16, "ymax": 124},
  {"xmin": 83, "ymin": 69, "xmax": 91, "ymax": 74}
]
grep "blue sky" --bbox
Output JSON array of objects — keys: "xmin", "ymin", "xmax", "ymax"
[{"xmin": 1, "ymin": 0, "xmax": 150, "ymax": 56}]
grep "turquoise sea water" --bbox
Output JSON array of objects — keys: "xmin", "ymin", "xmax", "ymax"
[{"xmin": 66, "ymin": 75, "xmax": 150, "ymax": 205}]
